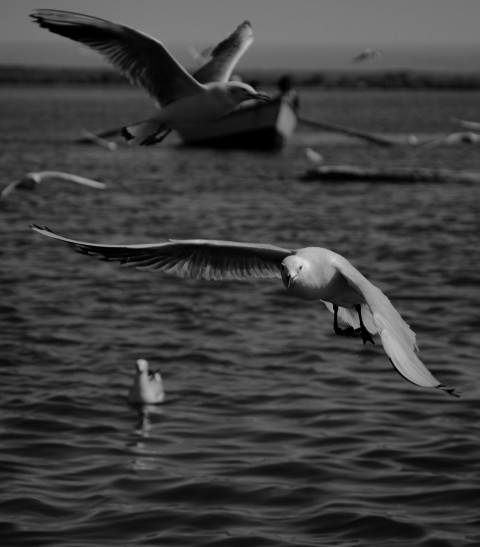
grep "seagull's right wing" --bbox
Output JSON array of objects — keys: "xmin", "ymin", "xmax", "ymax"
[
  {"xmin": 193, "ymin": 21, "xmax": 253, "ymax": 83},
  {"xmin": 30, "ymin": 226, "xmax": 292, "ymax": 281},
  {"xmin": 38, "ymin": 172, "xmax": 107, "ymax": 189},
  {"xmin": 30, "ymin": 9, "xmax": 202, "ymax": 105}
]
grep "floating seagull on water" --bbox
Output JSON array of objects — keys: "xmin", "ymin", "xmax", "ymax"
[
  {"xmin": 128, "ymin": 359, "xmax": 165, "ymax": 405},
  {"xmin": 1, "ymin": 171, "xmax": 106, "ymax": 198},
  {"xmin": 31, "ymin": 11, "xmax": 269, "ymax": 145},
  {"xmin": 352, "ymin": 48, "xmax": 383, "ymax": 64},
  {"xmin": 30, "ymin": 226, "xmax": 458, "ymax": 397}
]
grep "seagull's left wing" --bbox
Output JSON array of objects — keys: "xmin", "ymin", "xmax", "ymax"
[
  {"xmin": 193, "ymin": 21, "xmax": 253, "ymax": 83},
  {"xmin": 30, "ymin": 226, "xmax": 292, "ymax": 281},
  {"xmin": 331, "ymin": 255, "xmax": 458, "ymax": 395}
]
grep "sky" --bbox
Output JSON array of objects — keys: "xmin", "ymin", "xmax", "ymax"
[{"xmin": 1, "ymin": 0, "xmax": 479, "ymax": 70}]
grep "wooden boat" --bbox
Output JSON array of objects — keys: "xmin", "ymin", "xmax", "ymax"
[{"xmin": 176, "ymin": 97, "xmax": 298, "ymax": 149}]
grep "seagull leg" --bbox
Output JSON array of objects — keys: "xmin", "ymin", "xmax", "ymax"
[
  {"xmin": 333, "ymin": 304, "xmax": 359, "ymax": 337},
  {"xmin": 355, "ymin": 304, "xmax": 375, "ymax": 345}
]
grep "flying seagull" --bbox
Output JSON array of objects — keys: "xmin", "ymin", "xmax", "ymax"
[
  {"xmin": 30, "ymin": 10, "xmax": 269, "ymax": 145},
  {"xmin": 128, "ymin": 359, "xmax": 165, "ymax": 405},
  {"xmin": 1, "ymin": 171, "xmax": 106, "ymax": 198},
  {"xmin": 30, "ymin": 226, "xmax": 458, "ymax": 397}
]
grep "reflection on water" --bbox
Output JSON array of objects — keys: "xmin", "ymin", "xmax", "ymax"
[{"xmin": 1, "ymin": 87, "xmax": 480, "ymax": 546}]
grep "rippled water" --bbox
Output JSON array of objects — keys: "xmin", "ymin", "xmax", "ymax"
[{"xmin": 1, "ymin": 86, "xmax": 480, "ymax": 546}]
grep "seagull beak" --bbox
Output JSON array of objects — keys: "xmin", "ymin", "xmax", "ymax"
[
  {"xmin": 282, "ymin": 272, "xmax": 292, "ymax": 289},
  {"xmin": 252, "ymin": 91, "xmax": 272, "ymax": 102}
]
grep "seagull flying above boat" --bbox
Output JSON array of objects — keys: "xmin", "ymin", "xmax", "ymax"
[
  {"xmin": 30, "ymin": 10, "xmax": 269, "ymax": 145},
  {"xmin": 30, "ymin": 225, "xmax": 458, "ymax": 397},
  {"xmin": 1, "ymin": 171, "xmax": 106, "ymax": 198},
  {"xmin": 128, "ymin": 359, "xmax": 165, "ymax": 405}
]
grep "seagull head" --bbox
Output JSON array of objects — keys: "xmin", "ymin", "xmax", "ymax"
[
  {"xmin": 225, "ymin": 81, "xmax": 271, "ymax": 104},
  {"xmin": 280, "ymin": 255, "xmax": 305, "ymax": 289},
  {"xmin": 135, "ymin": 359, "xmax": 149, "ymax": 374}
]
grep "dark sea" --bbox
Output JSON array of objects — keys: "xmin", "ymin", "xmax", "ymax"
[{"xmin": 1, "ymin": 86, "xmax": 480, "ymax": 547}]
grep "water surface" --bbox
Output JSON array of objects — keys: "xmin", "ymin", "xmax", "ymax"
[{"xmin": 1, "ymin": 87, "xmax": 479, "ymax": 546}]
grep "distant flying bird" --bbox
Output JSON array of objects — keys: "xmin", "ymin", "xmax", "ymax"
[
  {"xmin": 128, "ymin": 359, "xmax": 165, "ymax": 405},
  {"xmin": 30, "ymin": 10, "xmax": 269, "ymax": 145},
  {"xmin": 30, "ymin": 226, "xmax": 458, "ymax": 397},
  {"xmin": 1, "ymin": 171, "xmax": 106, "ymax": 198},
  {"xmin": 415, "ymin": 131, "xmax": 480, "ymax": 148},
  {"xmin": 451, "ymin": 117, "xmax": 480, "ymax": 131},
  {"xmin": 352, "ymin": 48, "xmax": 383, "ymax": 64}
]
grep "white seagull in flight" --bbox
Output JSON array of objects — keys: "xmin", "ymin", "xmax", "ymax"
[
  {"xmin": 1, "ymin": 171, "xmax": 106, "ymax": 198},
  {"xmin": 30, "ymin": 226, "xmax": 458, "ymax": 397},
  {"xmin": 128, "ymin": 359, "xmax": 165, "ymax": 405},
  {"xmin": 30, "ymin": 10, "xmax": 269, "ymax": 145}
]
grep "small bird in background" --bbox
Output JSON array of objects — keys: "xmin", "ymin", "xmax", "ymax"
[
  {"xmin": 304, "ymin": 147, "xmax": 324, "ymax": 165},
  {"xmin": 31, "ymin": 226, "xmax": 459, "ymax": 397},
  {"xmin": 1, "ymin": 171, "xmax": 106, "ymax": 198},
  {"xmin": 31, "ymin": 11, "xmax": 270, "ymax": 146},
  {"xmin": 128, "ymin": 359, "xmax": 165, "ymax": 405},
  {"xmin": 352, "ymin": 48, "xmax": 384, "ymax": 64}
]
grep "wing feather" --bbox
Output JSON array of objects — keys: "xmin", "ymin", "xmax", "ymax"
[
  {"xmin": 30, "ymin": 9, "xmax": 202, "ymax": 105},
  {"xmin": 193, "ymin": 21, "xmax": 253, "ymax": 83},
  {"xmin": 30, "ymin": 226, "xmax": 292, "ymax": 281},
  {"xmin": 330, "ymin": 254, "xmax": 447, "ymax": 390}
]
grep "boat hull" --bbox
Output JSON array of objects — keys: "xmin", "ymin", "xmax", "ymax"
[{"xmin": 176, "ymin": 98, "xmax": 297, "ymax": 149}]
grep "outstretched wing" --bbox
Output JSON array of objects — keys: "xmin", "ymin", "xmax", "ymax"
[
  {"xmin": 31, "ymin": 9, "xmax": 202, "ymax": 105},
  {"xmin": 1, "ymin": 179, "xmax": 23, "ymax": 198},
  {"xmin": 30, "ymin": 226, "xmax": 292, "ymax": 281},
  {"xmin": 38, "ymin": 171, "xmax": 106, "ymax": 189},
  {"xmin": 193, "ymin": 21, "xmax": 253, "ymax": 83},
  {"xmin": 331, "ymin": 254, "xmax": 457, "ymax": 394}
]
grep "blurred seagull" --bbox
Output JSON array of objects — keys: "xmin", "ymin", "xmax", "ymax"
[
  {"xmin": 352, "ymin": 48, "xmax": 383, "ymax": 64},
  {"xmin": 304, "ymin": 147, "xmax": 324, "ymax": 165},
  {"xmin": 30, "ymin": 226, "xmax": 458, "ymax": 397},
  {"xmin": 30, "ymin": 10, "xmax": 269, "ymax": 145},
  {"xmin": 451, "ymin": 117, "xmax": 480, "ymax": 131},
  {"xmin": 128, "ymin": 359, "xmax": 165, "ymax": 405},
  {"xmin": 1, "ymin": 171, "xmax": 106, "ymax": 198}
]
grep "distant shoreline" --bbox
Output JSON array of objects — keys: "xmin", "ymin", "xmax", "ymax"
[{"xmin": 1, "ymin": 65, "xmax": 480, "ymax": 89}]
